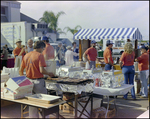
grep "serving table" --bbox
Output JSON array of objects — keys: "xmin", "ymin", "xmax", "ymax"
[
  {"xmin": 45, "ymin": 77, "xmax": 94, "ymax": 118},
  {"xmin": 1, "ymin": 97, "xmax": 65, "ymax": 118},
  {"xmin": 93, "ymin": 84, "xmax": 134, "ymax": 118}
]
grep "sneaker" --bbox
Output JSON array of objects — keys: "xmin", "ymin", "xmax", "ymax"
[
  {"xmin": 132, "ymin": 98, "xmax": 137, "ymax": 100},
  {"xmin": 140, "ymin": 96, "xmax": 148, "ymax": 98},
  {"xmin": 122, "ymin": 97, "xmax": 127, "ymax": 100}
]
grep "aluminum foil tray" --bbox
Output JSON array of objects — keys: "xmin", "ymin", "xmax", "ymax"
[{"xmin": 25, "ymin": 93, "xmax": 61, "ymax": 104}]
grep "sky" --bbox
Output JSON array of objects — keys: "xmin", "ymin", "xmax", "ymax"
[{"xmin": 18, "ymin": 1, "xmax": 149, "ymax": 41}]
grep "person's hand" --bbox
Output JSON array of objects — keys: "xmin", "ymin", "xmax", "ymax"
[
  {"xmin": 21, "ymin": 47, "xmax": 25, "ymax": 52},
  {"xmin": 135, "ymin": 59, "xmax": 138, "ymax": 62},
  {"xmin": 59, "ymin": 60, "xmax": 61, "ymax": 63},
  {"xmin": 48, "ymin": 72, "xmax": 54, "ymax": 77}
]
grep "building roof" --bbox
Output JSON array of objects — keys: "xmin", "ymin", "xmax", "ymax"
[{"xmin": 20, "ymin": 13, "xmax": 38, "ymax": 23}]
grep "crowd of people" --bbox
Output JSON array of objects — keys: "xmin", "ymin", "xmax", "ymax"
[{"xmin": 1, "ymin": 36, "xmax": 149, "ymax": 118}]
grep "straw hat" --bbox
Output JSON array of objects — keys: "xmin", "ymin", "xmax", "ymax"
[{"xmin": 16, "ymin": 39, "xmax": 22, "ymax": 43}]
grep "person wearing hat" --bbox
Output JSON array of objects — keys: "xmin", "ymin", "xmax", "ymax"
[
  {"xmin": 83, "ymin": 40, "xmax": 97, "ymax": 69},
  {"xmin": 103, "ymin": 40, "xmax": 114, "ymax": 71},
  {"xmin": 135, "ymin": 45, "xmax": 149, "ymax": 98},
  {"xmin": 119, "ymin": 42, "xmax": 136, "ymax": 100},
  {"xmin": 41, "ymin": 36, "xmax": 54, "ymax": 60},
  {"xmin": 13, "ymin": 39, "xmax": 26, "ymax": 61},
  {"xmin": 65, "ymin": 45, "xmax": 79, "ymax": 66}
]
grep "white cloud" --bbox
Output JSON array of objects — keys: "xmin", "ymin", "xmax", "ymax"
[{"xmin": 18, "ymin": 1, "xmax": 149, "ymax": 40}]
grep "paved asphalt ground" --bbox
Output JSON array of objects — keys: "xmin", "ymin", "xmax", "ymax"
[{"xmin": 1, "ymin": 93, "xmax": 149, "ymax": 118}]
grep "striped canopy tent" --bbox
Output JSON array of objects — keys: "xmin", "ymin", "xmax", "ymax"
[{"xmin": 73, "ymin": 27, "xmax": 143, "ymax": 41}]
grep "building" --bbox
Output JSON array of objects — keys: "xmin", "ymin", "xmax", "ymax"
[{"xmin": 1, "ymin": 1, "xmax": 58, "ymax": 51}]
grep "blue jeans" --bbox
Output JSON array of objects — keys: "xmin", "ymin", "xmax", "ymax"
[
  {"xmin": 89, "ymin": 61, "xmax": 96, "ymax": 69},
  {"xmin": 122, "ymin": 65, "xmax": 136, "ymax": 99},
  {"xmin": 140, "ymin": 70, "xmax": 148, "ymax": 97},
  {"xmin": 105, "ymin": 64, "xmax": 112, "ymax": 71}
]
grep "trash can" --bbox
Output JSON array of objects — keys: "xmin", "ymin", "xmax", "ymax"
[{"xmin": 98, "ymin": 50, "xmax": 104, "ymax": 57}]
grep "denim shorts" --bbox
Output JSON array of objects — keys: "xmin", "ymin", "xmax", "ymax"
[{"xmin": 105, "ymin": 64, "xmax": 112, "ymax": 71}]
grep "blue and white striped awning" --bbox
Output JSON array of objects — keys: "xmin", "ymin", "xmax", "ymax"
[{"xmin": 73, "ymin": 28, "xmax": 142, "ymax": 41}]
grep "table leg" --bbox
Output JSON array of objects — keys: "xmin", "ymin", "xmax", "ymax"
[
  {"xmin": 21, "ymin": 104, "xmax": 23, "ymax": 118},
  {"xmin": 75, "ymin": 94, "xmax": 78, "ymax": 118},
  {"xmin": 105, "ymin": 96, "xmax": 110, "ymax": 118},
  {"xmin": 56, "ymin": 111, "xmax": 59, "ymax": 118},
  {"xmin": 91, "ymin": 92, "xmax": 93, "ymax": 118},
  {"xmin": 114, "ymin": 96, "xmax": 117, "ymax": 115}
]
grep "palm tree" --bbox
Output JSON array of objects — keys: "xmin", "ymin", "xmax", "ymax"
[
  {"xmin": 63, "ymin": 25, "xmax": 82, "ymax": 35},
  {"xmin": 39, "ymin": 11, "xmax": 66, "ymax": 35}
]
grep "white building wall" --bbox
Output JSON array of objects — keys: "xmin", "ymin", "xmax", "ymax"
[{"xmin": 10, "ymin": 7, "xmax": 20, "ymax": 22}]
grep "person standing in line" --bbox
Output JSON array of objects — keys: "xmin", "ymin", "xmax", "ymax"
[
  {"xmin": 19, "ymin": 41, "xmax": 54, "ymax": 118},
  {"xmin": 103, "ymin": 40, "xmax": 114, "ymax": 71},
  {"xmin": 65, "ymin": 46, "xmax": 79, "ymax": 66},
  {"xmin": 72, "ymin": 42, "xmax": 79, "ymax": 61},
  {"xmin": 42, "ymin": 36, "xmax": 54, "ymax": 61},
  {"xmin": 56, "ymin": 42, "xmax": 65, "ymax": 66},
  {"xmin": 119, "ymin": 42, "xmax": 136, "ymax": 100},
  {"xmin": 1, "ymin": 46, "xmax": 8, "ymax": 68},
  {"xmin": 13, "ymin": 39, "xmax": 26, "ymax": 62},
  {"xmin": 83, "ymin": 40, "xmax": 97, "ymax": 69},
  {"xmin": 25, "ymin": 39, "xmax": 34, "ymax": 53},
  {"xmin": 5, "ymin": 44, "xmax": 10, "ymax": 54},
  {"xmin": 135, "ymin": 45, "xmax": 149, "ymax": 98}
]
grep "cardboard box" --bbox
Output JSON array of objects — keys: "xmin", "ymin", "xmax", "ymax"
[
  {"xmin": 3, "ymin": 87, "xmax": 32, "ymax": 99},
  {"xmin": 63, "ymin": 102, "xmax": 74, "ymax": 114},
  {"xmin": 92, "ymin": 104, "xmax": 116, "ymax": 118},
  {"xmin": 4, "ymin": 76, "xmax": 33, "ymax": 99},
  {"xmin": 1, "ymin": 73, "xmax": 10, "ymax": 83}
]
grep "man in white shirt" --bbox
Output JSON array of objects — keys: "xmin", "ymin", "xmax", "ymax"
[
  {"xmin": 25, "ymin": 39, "xmax": 34, "ymax": 53},
  {"xmin": 65, "ymin": 46, "xmax": 79, "ymax": 66}
]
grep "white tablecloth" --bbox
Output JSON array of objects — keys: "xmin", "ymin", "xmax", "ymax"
[{"xmin": 93, "ymin": 84, "xmax": 134, "ymax": 96}]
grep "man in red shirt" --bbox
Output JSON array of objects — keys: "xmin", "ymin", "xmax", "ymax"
[
  {"xmin": 19, "ymin": 41, "xmax": 54, "ymax": 118},
  {"xmin": 13, "ymin": 39, "xmax": 26, "ymax": 62},
  {"xmin": 103, "ymin": 40, "xmax": 114, "ymax": 71},
  {"xmin": 42, "ymin": 36, "xmax": 54, "ymax": 60},
  {"xmin": 83, "ymin": 40, "xmax": 97, "ymax": 69},
  {"xmin": 135, "ymin": 45, "xmax": 149, "ymax": 98}
]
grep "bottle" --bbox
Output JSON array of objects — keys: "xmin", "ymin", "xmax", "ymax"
[{"xmin": 95, "ymin": 78, "xmax": 99, "ymax": 87}]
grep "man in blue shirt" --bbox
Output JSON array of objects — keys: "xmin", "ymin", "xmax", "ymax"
[{"xmin": 72, "ymin": 42, "xmax": 79, "ymax": 61}]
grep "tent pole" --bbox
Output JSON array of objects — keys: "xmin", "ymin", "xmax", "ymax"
[{"xmin": 79, "ymin": 39, "xmax": 82, "ymax": 61}]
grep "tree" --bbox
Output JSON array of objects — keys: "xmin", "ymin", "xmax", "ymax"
[
  {"xmin": 63, "ymin": 25, "xmax": 82, "ymax": 35},
  {"xmin": 39, "ymin": 11, "xmax": 66, "ymax": 35}
]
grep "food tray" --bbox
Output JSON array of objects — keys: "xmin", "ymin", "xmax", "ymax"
[
  {"xmin": 56, "ymin": 78, "xmax": 93, "ymax": 85},
  {"xmin": 25, "ymin": 93, "xmax": 61, "ymax": 104}
]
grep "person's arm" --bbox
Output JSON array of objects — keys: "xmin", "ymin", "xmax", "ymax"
[
  {"xmin": 44, "ymin": 54, "xmax": 48, "ymax": 61},
  {"xmin": 19, "ymin": 59, "xmax": 25, "ymax": 76},
  {"xmin": 25, "ymin": 46, "xmax": 28, "ymax": 53},
  {"xmin": 108, "ymin": 58, "xmax": 113, "ymax": 66},
  {"xmin": 119, "ymin": 61, "xmax": 123, "ymax": 68},
  {"xmin": 19, "ymin": 66, "xmax": 25, "ymax": 76},
  {"xmin": 72, "ymin": 51, "xmax": 79, "ymax": 56},
  {"xmin": 40, "ymin": 66, "xmax": 54, "ymax": 77},
  {"xmin": 18, "ymin": 48, "xmax": 25, "ymax": 56},
  {"xmin": 83, "ymin": 52, "xmax": 90, "ymax": 64}
]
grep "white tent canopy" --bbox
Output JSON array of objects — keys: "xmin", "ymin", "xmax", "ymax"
[{"xmin": 73, "ymin": 27, "xmax": 143, "ymax": 41}]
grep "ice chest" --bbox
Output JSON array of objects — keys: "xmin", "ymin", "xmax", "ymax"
[{"xmin": 4, "ymin": 76, "xmax": 33, "ymax": 99}]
